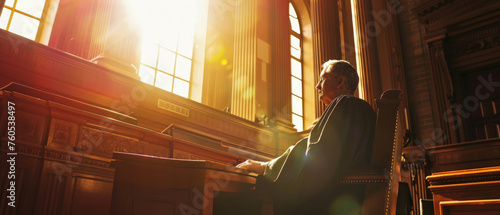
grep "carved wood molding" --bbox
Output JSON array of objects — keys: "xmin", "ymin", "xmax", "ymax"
[
  {"xmin": 0, "ymin": 141, "xmax": 44, "ymax": 158},
  {"xmin": 78, "ymin": 126, "xmax": 145, "ymax": 157},
  {"xmin": 43, "ymin": 146, "xmax": 115, "ymax": 170},
  {"xmin": 48, "ymin": 118, "xmax": 78, "ymax": 148},
  {"xmin": 427, "ymin": 166, "xmax": 500, "ymax": 186},
  {"xmin": 449, "ymin": 24, "xmax": 500, "ymax": 58},
  {"xmin": 414, "ymin": 0, "xmax": 500, "ymax": 35},
  {"xmin": 413, "ymin": 0, "xmax": 454, "ymax": 19}
]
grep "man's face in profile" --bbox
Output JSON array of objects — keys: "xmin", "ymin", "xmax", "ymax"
[{"xmin": 316, "ymin": 67, "xmax": 341, "ymax": 105}]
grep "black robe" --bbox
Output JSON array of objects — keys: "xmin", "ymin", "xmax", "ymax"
[{"xmin": 258, "ymin": 95, "xmax": 376, "ymax": 215}]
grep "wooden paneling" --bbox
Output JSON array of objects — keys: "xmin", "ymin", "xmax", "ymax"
[
  {"xmin": 36, "ymin": 161, "xmax": 71, "ymax": 215},
  {"xmin": 427, "ymin": 138, "xmax": 500, "ymax": 173},
  {"xmin": 0, "ymin": 154, "xmax": 42, "ymax": 215},
  {"xmin": 69, "ymin": 175, "xmax": 114, "ymax": 215}
]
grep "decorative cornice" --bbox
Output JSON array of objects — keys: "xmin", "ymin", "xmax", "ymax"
[
  {"xmin": 413, "ymin": 0, "xmax": 476, "ymax": 31},
  {"xmin": 449, "ymin": 25, "xmax": 500, "ymax": 57},
  {"xmin": 413, "ymin": 0, "xmax": 454, "ymax": 19},
  {"xmin": 1, "ymin": 141, "xmax": 44, "ymax": 158},
  {"xmin": 44, "ymin": 147, "xmax": 113, "ymax": 169}
]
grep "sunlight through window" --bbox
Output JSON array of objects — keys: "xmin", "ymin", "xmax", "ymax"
[
  {"xmin": 289, "ymin": 3, "xmax": 304, "ymax": 132},
  {"xmin": 0, "ymin": 0, "xmax": 46, "ymax": 40},
  {"xmin": 129, "ymin": 0, "xmax": 201, "ymax": 98}
]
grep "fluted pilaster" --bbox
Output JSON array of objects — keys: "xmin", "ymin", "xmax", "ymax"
[
  {"xmin": 351, "ymin": 0, "xmax": 382, "ymax": 107},
  {"xmin": 311, "ymin": 0, "xmax": 342, "ymax": 116},
  {"xmin": 87, "ymin": 0, "xmax": 140, "ymax": 80},
  {"xmin": 339, "ymin": 0, "xmax": 357, "ymax": 65},
  {"xmin": 427, "ymin": 35, "xmax": 460, "ymax": 144},
  {"xmin": 202, "ymin": 0, "xmax": 236, "ymax": 111},
  {"xmin": 87, "ymin": 0, "xmax": 113, "ymax": 60},
  {"xmin": 49, "ymin": 0, "xmax": 105, "ymax": 59},
  {"xmin": 231, "ymin": 0, "xmax": 257, "ymax": 121},
  {"xmin": 271, "ymin": 0, "xmax": 294, "ymax": 131}
]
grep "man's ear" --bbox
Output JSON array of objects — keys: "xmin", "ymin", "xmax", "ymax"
[{"xmin": 337, "ymin": 76, "xmax": 345, "ymax": 88}]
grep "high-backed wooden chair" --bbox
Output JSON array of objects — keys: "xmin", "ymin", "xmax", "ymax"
[{"xmin": 341, "ymin": 89, "xmax": 403, "ymax": 215}]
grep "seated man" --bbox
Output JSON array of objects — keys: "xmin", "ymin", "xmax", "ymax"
[{"xmin": 237, "ymin": 60, "xmax": 376, "ymax": 215}]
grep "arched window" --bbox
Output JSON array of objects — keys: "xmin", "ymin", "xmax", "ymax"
[
  {"xmin": 136, "ymin": 0, "xmax": 203, "ymax": 99},
  {"xmin": 290, "ymin": 3, "xmax": 304, "ymax": 131},
  {"xmin": 0, "ymin": 0, "xmax": 50, "ymax": 41}
]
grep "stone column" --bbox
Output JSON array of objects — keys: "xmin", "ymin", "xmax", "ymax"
[
  {"xmin": 351, "ymin": 0, "xmax": 382, "ymax": 107},
  {"xmin": 49, "ymin": 0, "xmax": 112, "ymax": 61},
  {"xmin": 201, "ymin": 0, "xmax": 236, "ymax": 111},
  {"xmin": 231, "ymin": 0, "xmax": 258, "ymax": 121},
  {"xmin": 311, "ymin": 0, "xmax": 342, "ymax": 116},
  {"xmin": 339, "ymin": 0, "xmax": 357, "ymax": 65},
  {"xmin": 90, "ymin": 0, "xmax": 141, "ymax": 80}
]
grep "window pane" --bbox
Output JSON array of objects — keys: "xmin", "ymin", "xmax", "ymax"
[
  {"xmin": 140, "ymin": 42, "xmax": 159, "ymax": 67},
  {"xmin": 292, "ymin": 114, "xmax": 303, "ymax": 132},
  {"xmin": 9, "ymin": 13, "xmax": 39, "ymax": 40},
  {"xmin": 291, "ymin": 35, "xmax": 300, "ymax": 49},
  {"xmin": 291, "ymin": 58, "xmax": 302, "ymax": 78},
  {"xmin": 0, "ymin": 9, "xmax": 12, "ymax": 29},
  {"xmin": 173, "ymin": 78, "xmax": 189, "ymax": 98},
  {"xmin": 175, "ymin": 55, "xmax": 192, "ymax": 81},
  {"xmin": 157, "ymin": 48, "xmax": 176, "ymax": 74},
  {"xmin": 138, "ymin": 65, "xmax": 155, "ymax": 85},
  {"xmin": 155, "ymin": 72, "xmax": 173, "ymax": 92},
  {"xmin": 290, "ymin": 17, "xmax": 300, "ymax": 34},
  {"xmin": 291, "ymin": 47, "xmax": 300, "ymax": 59},
  {"xmin": 179, "ymin": 15, "xmax": 196, "ymax": 37},
  {"xmin": 160, "ymin": 32, "xmax": 178, "ymax": 51},
  {"xmin": 5, "ymin": 0, "xmax": 14, "ymax": 7},
  {"xmin": 16, "ymin": 0, "xmax": 46, "ymax": 18},
  {"xmin": 291, "ymin": 76, "xmax": 302, "ymax": 97},
  {"xmin": 289, "ymin": 3, "xmax": 297, "ymax": 18},
  {"xmin": 177, "ymin": 35, "xmax": 194, "ymax": 58},
  {"xmin": 292, "ymin": 95, "xmax": 303, "ymax": 116}
]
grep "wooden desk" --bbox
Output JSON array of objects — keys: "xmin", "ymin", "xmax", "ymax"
[
  {"xmin": 110, "ymin": 152, "xmax": 258, "ymax": 215},
  {"xmin": 427, "ymin": 166, "xmax": 500, "ymax": 215}
]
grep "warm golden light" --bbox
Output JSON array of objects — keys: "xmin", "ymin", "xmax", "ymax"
[
  {"xmin": 126, "ymin": 0, "xmax": 202, "ymax": 98},
  {"xmin": 127, "ymin": 0, "xmax": 200, "ymax": 40},
  {"xmin": 289, "ymin": 3, "xmax": 304, "ymax": 132}
]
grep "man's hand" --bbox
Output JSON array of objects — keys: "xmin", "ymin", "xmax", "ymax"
[{"xmin": 236, "ymin": 159, "xmax": 266, "ymax": 174}]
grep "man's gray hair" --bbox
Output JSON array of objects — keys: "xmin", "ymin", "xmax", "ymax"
[{"xmin": 322, "ymin": 60, "xmax": 359, "ymax": 94}]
